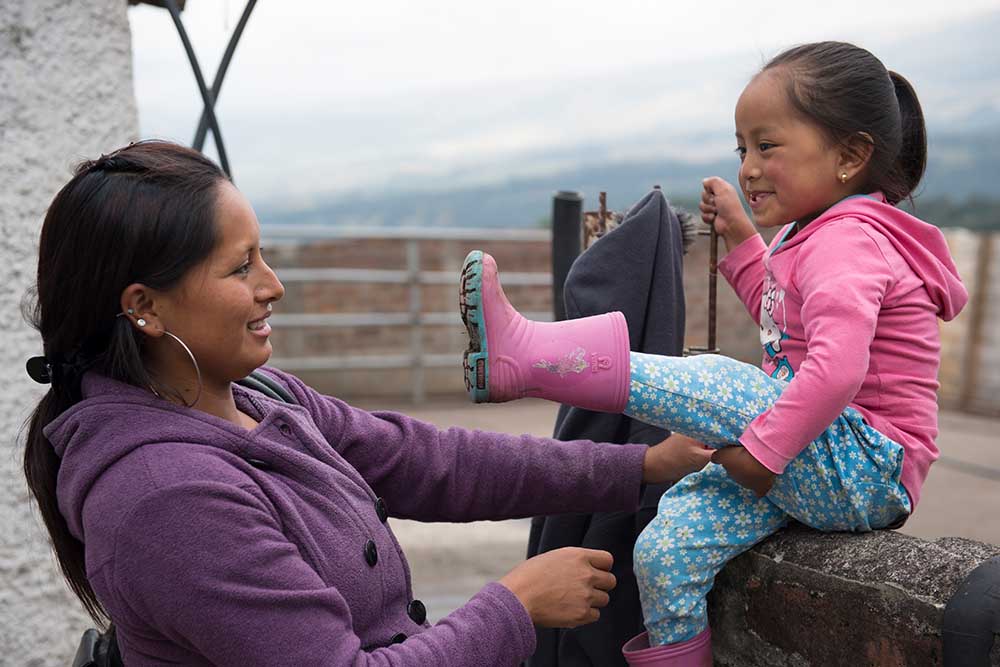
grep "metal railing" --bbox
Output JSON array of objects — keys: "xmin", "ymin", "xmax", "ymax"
[{"xmin": 261, "ymin": 226, "xmax": 553, "ymax": 402}]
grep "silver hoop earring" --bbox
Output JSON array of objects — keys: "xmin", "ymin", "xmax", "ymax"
[{"xmin": 158, "ymin": 330, "xmax": 203, "ymax": 408}]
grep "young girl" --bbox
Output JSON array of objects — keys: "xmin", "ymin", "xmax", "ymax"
[
  {"xmin": 22, "ymin": 140, "xmax": 713, "ymax": 666},
  {"xmin": 459, "ymin": 41, "xmax": 968, "ymax": 666}
]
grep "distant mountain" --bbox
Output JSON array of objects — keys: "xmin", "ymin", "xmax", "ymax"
[
  {"xmin": 259, "ymin": 122, "xmax": 1000, "ymax": 230},
  {"xmin": 254, "ymin": 9, "xmax": 1000, "ymax": 229}
]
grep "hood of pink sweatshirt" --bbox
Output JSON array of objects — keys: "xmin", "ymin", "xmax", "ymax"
[{"xmin": 781, "ymin": 194, "xmax": 968, "ymax": 321}]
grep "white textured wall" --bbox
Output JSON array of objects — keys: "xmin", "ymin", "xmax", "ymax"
[{"xmin": 1, "ymin": 2, "xmax": 138, "ymax": 664}]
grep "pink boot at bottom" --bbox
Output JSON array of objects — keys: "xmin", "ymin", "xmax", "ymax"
[{"xmin": 623, "ymin": 628, "xmax": 712, "ymax": 667}]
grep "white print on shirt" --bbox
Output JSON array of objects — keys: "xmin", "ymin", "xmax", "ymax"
[{"xmin": 760, "ymin": 272, "xmax": 794, "ymax": 380}]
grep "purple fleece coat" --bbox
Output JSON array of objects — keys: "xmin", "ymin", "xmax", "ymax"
[{"xmin": 44, "ymin": 368, "xmax": 647, "ymax": 666}]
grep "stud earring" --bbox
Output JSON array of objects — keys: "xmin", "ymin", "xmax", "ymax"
[
  {"xmin": 127, "ymin": 308, "xmax": 135, "ymax": 315},
  {"xmin": 137, "ymin": 318, "xmax": 147, "ymax": 327},
  {"xmin": 839, "ymin": 172, "xmax": 849, "ymax": 183}
]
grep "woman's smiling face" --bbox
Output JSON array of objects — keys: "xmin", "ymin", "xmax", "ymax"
[
  {"xmin": 150, "ymin": 181, "xmax": 284, "ymax": 388},
  {"xmin": 734, "ymin": 69, "xmax": 847, "ymax": 229}
]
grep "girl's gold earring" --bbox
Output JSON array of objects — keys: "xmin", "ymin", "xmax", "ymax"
[{"xmin": 839, "ymin": 172, "xmax": 849, "ymax": 183}]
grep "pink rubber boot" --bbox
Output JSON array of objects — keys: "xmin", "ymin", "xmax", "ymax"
[
  {"xmin": 622, "ymin": 628, "xmax": 713, "ymax": 667},
  {"xmin": 459, "ymin": 250, "xmax": 629, "ymax": 413}
]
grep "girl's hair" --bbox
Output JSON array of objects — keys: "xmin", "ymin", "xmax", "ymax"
[
  {"xmin": 763, "ymin": 41, "xmax": 927, "ymax": 205},
  {"xmin": 22, "ymin": 140, "xmax": 227, "ymax": 623}
]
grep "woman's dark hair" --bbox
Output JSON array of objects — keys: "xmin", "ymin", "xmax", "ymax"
[
  {"xmin": 762, "ymin": 41, "xmax": 927, "ymax": 205},
  {"xmin": 22, "ymin": 140, "xmax": 227, "ymax": 624}
]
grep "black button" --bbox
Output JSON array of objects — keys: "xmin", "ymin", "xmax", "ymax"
[
  {"xmin": 390, "ymin": 632, "xmax": 407, "ymax": 644},
  {"xmin": 364, "ymin": 539, "xmax": 378, "ymax": 566},
  {"xmin": 407, "ymin": 599, "xmax": 426, "ymax": 624},
  {"xmin": 375, "ymin": 497, "xmax": 388, "ymax": 523},
  {"xmin": 246, "ymin": 458, "xmax": 271, "ymax": 470},
  {"xmin": 278, "ymin": 423, "xmax": 292, "ymax": 436}
]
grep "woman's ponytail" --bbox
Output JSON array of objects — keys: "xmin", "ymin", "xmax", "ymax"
[
  {"xmin": 23, "ymin": 389, "xmax": 110, "ymax": 624},
  {"xmin": 887, "ymin": 70, "xmax": 928, "ymax": 204}
]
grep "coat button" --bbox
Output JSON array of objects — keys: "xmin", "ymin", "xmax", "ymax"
[
  {"xmin": 390, "ymin": 632, "xmax": 407, "ymax": 644},
  {"xmin": 364, "ymin": 540, "xmax": 378, "ymax": 567},
  {"xmin": 278, "ymin": 423, "xmax": 292, "ymax": 436},
  {"xmin": 246, "ymin": 458, "xmax": 271, "ymax": 470},
  {"xmin": 407, "ymin": 599, "xmax": 427, "ymax": 624},
  {"xmin": 375, "ymin": 497, "xmax": 388, "ymax": 523}
]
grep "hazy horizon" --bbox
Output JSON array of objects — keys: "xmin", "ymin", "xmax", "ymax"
[{"xmin": 128, "ymin": 3, "xmax": 1000, "ymax": 210}]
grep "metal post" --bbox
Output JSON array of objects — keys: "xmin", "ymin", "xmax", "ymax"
[
  {"xmin": 193, "ymin": 0, "xmax": 258, "ymax": 151},
  {"xmin": 685, "ymin": 224, "xmax": 721, "ymax": 356},
  {"xmin": 551, "ymin": 191, "xmax": 583, "ymax": 322},
  {"xmin": 407, "ymin": 240, "xmax": 425, "ymax": 404},
  {"xmin": 162, "ymin": 0, "xmax": 232, "ymax": 178}
]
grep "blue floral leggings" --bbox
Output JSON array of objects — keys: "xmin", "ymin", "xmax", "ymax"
[{"xmin": 626, "ymin": 353, "xmax": 911, "ymax": 646}]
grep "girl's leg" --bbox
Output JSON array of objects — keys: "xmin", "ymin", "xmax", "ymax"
[
  {"xmin": 634, "ymin": 464, "xmax": 788, "ymax": 645},
  {"xmin": 766, "ymin": 408, "xmax": 911, "ymax": 531},
  {"xmin": 626, "ymin": 351, "xmax": 782, "ymax": 447},
  {"xmin": 626, "ymin": 351, "xmax": 911, "ymax": 531}
]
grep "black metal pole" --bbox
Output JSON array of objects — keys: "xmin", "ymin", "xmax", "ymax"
[
  {"xmin": 163, "ymin": 0, "xmax": 232, "ymax": 179},
  {"xmin": 551, "ymin": 190, "xmax": 582, "ymax": 322},
  {"xmin": 193, "ymin": 0, "xmax": 258, "ymax": 151}
]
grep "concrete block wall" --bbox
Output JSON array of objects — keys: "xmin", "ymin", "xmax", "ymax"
[
  {"xmin": 267, "ymin": 227, "xmax": 996, "ymax": 415},
  {"xmin": 1, "ymin": 2, "xmax": 139, "ymax": 664},
  {"xmin": 939, "ymin": 230, "xmax": 1000, "ymax": 416}
]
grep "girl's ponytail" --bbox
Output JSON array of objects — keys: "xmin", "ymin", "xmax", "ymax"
[
  {"xmin": 762, "ymin": 43, "xmax": 928, "ymax": 206},
  {"xmin": 887, "ymin": 70, "xmax": 928, "ymax": 204}
]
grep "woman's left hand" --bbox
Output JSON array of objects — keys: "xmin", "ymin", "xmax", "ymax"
[
  {"xmin": 642, "ymin": 434, "xmax": 714, "ymax": 484},
  {"xmin": 711, "ymin": 446, "xmax": 776, "ymax": 497}
]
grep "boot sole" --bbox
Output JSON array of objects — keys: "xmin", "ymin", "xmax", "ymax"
[{"xmin": 460, "ymin": 250, "xmax": 490, "ymax": 402}]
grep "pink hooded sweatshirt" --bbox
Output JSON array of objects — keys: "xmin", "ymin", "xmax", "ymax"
[{"xmin": 718, "ymin": 194, "xmax": 968, "ymax": 509}]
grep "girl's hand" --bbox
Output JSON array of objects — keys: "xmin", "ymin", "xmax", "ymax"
[
  {"xmin": 642, "ymin": 433, "xmax": 714, "ymax": 484},
  {"xmin": 700, "ymin": 177, "xmax": 757, "ymax": 251},
  {"xmin": 711, "ymin": 446, "xmax": 776, "ymax": 497},
  {"xmin": 499, "ymin": 547, "xmax": 616, "ymax": 627}
]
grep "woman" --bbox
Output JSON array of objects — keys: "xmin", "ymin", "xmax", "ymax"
[{"xmin": 23, "ymin": 140, "xmax": 712, "ymax": 666}]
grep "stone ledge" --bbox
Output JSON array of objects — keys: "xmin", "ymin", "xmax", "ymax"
[{"xmin": 708, "ymin": 524, "xmax": 1000, "ymax": 666}]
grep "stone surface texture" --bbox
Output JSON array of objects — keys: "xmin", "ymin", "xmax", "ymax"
[
  {"xmin": 1, "ymin": 1, "xmax": 138, "ymax": 664},
  {"xmin": 708, "ymin": 524, "xmax": 1000, "ymax": 666}
]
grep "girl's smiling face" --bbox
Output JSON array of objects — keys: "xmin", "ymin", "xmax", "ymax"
[
  {"xmin": 147, "ymin": 182, "xmax": 285, "ymax": 391},
  {"xmin": 734, "ymin": 69, "xmax": 857, "ymax": 229}
]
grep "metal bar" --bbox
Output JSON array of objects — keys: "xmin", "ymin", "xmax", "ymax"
[
  {"xmin": 960, "ymin": 234, "xmax": 993, "ymax": 409},
  {"xmin": 269, "ymin": 311, "xmax": 553, "ymax": 328},
  {"xmin": 407, "ymin": 240, "xmax": 425, "ymax": 403},
  {"xmin": 271, "ymin": 354, "xmax": 464, "ymax": 371},
  {"xmin": 274, "ymin": 267, "xmax": 551, "ymax": 286},
  {"xmin": 708, "ymin": 222, "xmax": 719, "ymax": 352},
  {"xmin": 193, "ymin": 0, "xmax": 258, "ymax": 150},
  {"xmin": 275, "ymin": 268, "xmax": 412, "ymax": 283},
  {"xmin": 163, "ymin": 0, "xmax": 232, "ymax": 178},
  {"xmin": 262, "ymin": 225, "xmax": 550, "ymax": 242},
  {"xmin": 551, "ymin": 191, "xmax": 583, "ymax": 321}
]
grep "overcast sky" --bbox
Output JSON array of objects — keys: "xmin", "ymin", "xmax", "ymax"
[{"xmin": 127, "ymin": 1, "xmax": 1000, "ymax": 204}]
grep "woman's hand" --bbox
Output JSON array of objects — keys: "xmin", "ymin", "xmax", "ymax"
[
  {"xmin": 700, "ymin": 177, "xmax": 757, "ymax": 251},
  {"xmin": 712, "ymin": 446, "xmax": 776, "ymax": 497},
  {"xmin": 642, "ymin": 433, "xmax": 714, "ymax": 484},
  {"xmin": 499, "ymin": 548, "xmax": 616, "ymax": 628}
]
